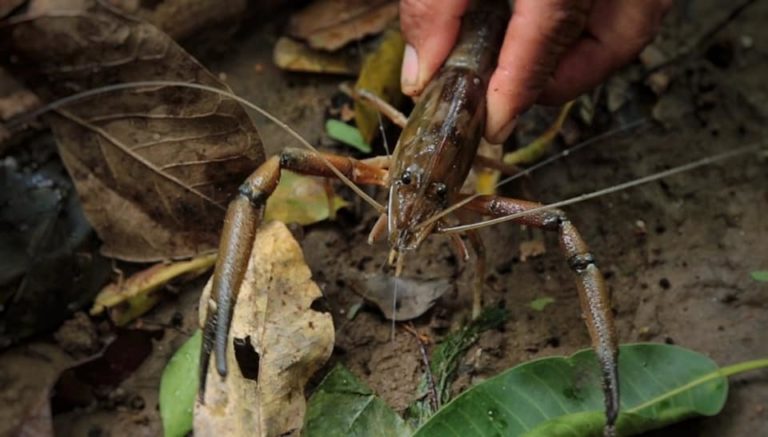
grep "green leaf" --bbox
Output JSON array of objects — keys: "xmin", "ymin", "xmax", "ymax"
[
  {"xmin": 159, "ymin": 330, "xmax": 201, "ymax": 437},
  {"xmin": 414, "ymin": 344, "xmax": 752, "ymax": 437},
  {"xmin": 354, "ymin": 28, "xmax": 406, "ymax": 144},
  {"xmin": 750, "ymin": 271, "xmax": 768, "ymax": 282},
  {"xmin": 529, "ymin": 296, "xmax": 555, "ymax": 311},
  {"xmin": 304, "ymin": 364, "xmax": 412, "ymax": 437},
  {"xmin": 265, "ymin": 170, "xmax": 348, "ymax": 225},
  {"xmin": 326, "ymin": 119, "xmax": 371, "ymax": 153}
]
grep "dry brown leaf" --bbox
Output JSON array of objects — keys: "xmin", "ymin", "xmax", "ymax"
[
  {"xmin": 195, "ymin": 221, "xmax": 334, "ymax": 436},
  {"xmin": 0, "ymin": 0, "xmax": 26, "ymax": 19},
  {"xmin": 288, "ymin": 0, "xmax": 398, "ymax": 51},
  {"xmin": 1, "ymin": 0, "xmax": 264, "ymax": 261},
  {"xmin": 0, "ymin": 343, "xmax": 76, "ymax": 437},
  {"xmin": 351, "ymin": 273, "xmax": 452, "ymax": 321},
  {"xmin": 0, "ymin": 89, "xmax": 40, "ymax": 120},
  {"xmin": 519, "ymin": 239, "xmax": 546, "ymax": 262},
  {"xmin": 138, "ymin": 0, "xmax": 247, "ymax": 41},
  {"xmin": 273, "ymin": 37, "xmax": 359, "ymax": 75}
]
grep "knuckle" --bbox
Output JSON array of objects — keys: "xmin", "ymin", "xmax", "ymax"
[{"xmin": 536, "ymin": 0, "xmax": 591, "ymax": 49}]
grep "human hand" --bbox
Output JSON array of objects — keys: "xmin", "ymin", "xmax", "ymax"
[{"xmin": 400, "ymin": 0, "xmax": 672, "ymax": 143}]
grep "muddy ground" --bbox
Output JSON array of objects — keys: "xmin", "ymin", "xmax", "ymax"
[{"xmin": 4, "ymin": 0, "xmax": 766, "ymax": 436}]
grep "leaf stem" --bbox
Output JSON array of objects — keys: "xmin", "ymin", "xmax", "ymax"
[{"xmin": 629, "ymin": 358, "xmax": 768, "ymax": 413}]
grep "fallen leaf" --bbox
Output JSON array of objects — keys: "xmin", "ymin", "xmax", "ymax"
[
  {"xmin": 195, "ymin": 221, "xmax": 334, "ymax": 436},
  {"xmin": 751, "ymin": 271, "xmax": 768, "ymax": 282},
  {"xmin": 413, "ymin": 344, "xmax": 768, "ymax": 437},
  {"xmin": 0, "ymin": 0, "xmax": 25, "ymax": 19},
  {"xmin": 468, "ymin": 139, "xmax": 503, "ymax": 196},
  {"xmin": 325, "ymin": 119, "xmax": 371, "ymax": 153},
  {"xmin": 519, "ymin": 239, "xmax": 546, "ymax": 262},
  {"xmin": 265, "ymin": 170, "xmax": 348, "ymax": 225},
  {"xmin": 90, "ymin": 169, "xmax": 343, "ymax": 327},
  {"xmin": 304, "ymin": 365, "xmax": 412, "ymax": 437},
  {"xmin": 606, "ymin": 76, "xmax": 631, "ymax": 113},
  {"xmin": 354, "ymin": 28, "xmax": 405, "ymax": 144},
  {"xmin": 0, "ymin": 89, "xmax": 40, "ymax": 120},
  {"xmin": 0, "ymin": 343, "xmax": 76, "ymax": 437},
  {"xmin": 639, "ymin": 44, "xmax": 668, "ymax": 69},
  {"xmin": 2, "ymin": 0, "xmax": 265, "ymax": 261},
  {"xmin": 288, "ymin": 0, "xmax": 398, "ymax": 51},
  {"xmin": 351, "ymin": 273, "xmax": 453, "ymax": 321},
  {"xmin": 90, "ymin": 253, "xmax": 216, "ymax": 326},
  {"xmin": 273, "ymin": 37, "xmax": 360, "ymax": 75},
  {"xmin": 138, "ymin": 0, "xmax": 247, "ymax": 42},
  {"xmin": 503, "ymin": 101, "xmax": 574, "ymax": 166},
  {"xmin": 529, "ymin": 296, "xmax": 555, "ymax": 312},
  {"xmin": 53, "ymin": 281, "xmax": 202, "ymax": 436},
  {"xmin": 160, "ymin": 330, "xmax": 202, "ymax": 437},
  {"xmin": 53, "ymin": 312, "xmax": 101, "ymax": 357}
]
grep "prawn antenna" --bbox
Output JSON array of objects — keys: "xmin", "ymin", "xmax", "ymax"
[
  {"xmin": 418, "ymin": 117, "xmax": 654, "ymax": 230},
  {"xmin": 440, "ymin": 141, "xmax": 766, "ymax": 233}
]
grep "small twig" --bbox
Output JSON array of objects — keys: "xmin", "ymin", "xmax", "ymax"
[{"xmin": 403, "ymin": 323, "xmax": 439, "ymax": 411}]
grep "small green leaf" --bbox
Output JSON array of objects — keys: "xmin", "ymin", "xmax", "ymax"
[
  {"xmin": 304, "ymin": 365, "xmax": 412, "ymax": 437},
  {"xmin": 414, "ymin": 344, "xmax": 768, "ymax": 437},
  {"xmin": 159, "ymin": 330, "xmax": 201, "ymax": 437},
  {"xmin": 750, "ymin": 271, "xmax": 768, "ymax": 282},
  {"xmin": 265, "ymin": 171, "xmax": 348, "ymax": 225},
  {"xmin": 529, "ymin": 296, "xmax": 555, "ymax": 311},
  {"xmin": 326, "ymin": 119, "xmax": 371, "ymax": 153}
]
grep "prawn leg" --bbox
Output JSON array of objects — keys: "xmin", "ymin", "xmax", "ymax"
[
  {"xmin": 199, "ymin": 148, "xmax": 387, "ymax": 398},
  {"xmin": 354, "ymin": 88, "xmax": 408, "ymax": 128},
  {"xmin": 461, "ymin": 194, "xmax": 619, "ymax": 436},
  {"xmin": 465, "ymin": 229, "xmax": 486, "ymax": 319}
]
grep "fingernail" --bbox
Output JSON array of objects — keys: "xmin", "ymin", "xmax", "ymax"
[
  {"xmin": 401, "ymin": 44, "xmax": 419, "ymax": 90},
  {"xmin": 486, "ymin": 117, "xmax": 518, "ymax": 144}
]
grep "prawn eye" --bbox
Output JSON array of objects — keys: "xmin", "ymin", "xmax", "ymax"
[{"xmin": 400, "ymin": 171, "xmax": 412, "ymax": 185}]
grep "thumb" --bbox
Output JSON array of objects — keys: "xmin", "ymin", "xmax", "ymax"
[{"xmin": 399, "ymin": 0, "xmax": 470, "ymax": 96}]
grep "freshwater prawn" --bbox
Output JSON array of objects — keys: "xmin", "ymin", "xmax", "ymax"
[
  {"xmin": 4, "ymin": 1, "xmax": 764, "ymax": 434},
  {"xmin": 199, "ymin": 0, "xmax": 626, "ymax": 433}
]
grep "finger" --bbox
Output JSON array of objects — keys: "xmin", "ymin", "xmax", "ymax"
[
  {"xmin": 485, "ymin": 0, "xmax": 593, "ymax": 144},
  {"xmin": 539, "ymin": 0, "xmax": 673, "ymax": 104},
  {"xmin": 399, "ymin": 0, "xmax": 470, "ymax": 96}
]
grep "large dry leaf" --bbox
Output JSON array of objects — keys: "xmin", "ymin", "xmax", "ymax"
[
  {"xmin": 273, "ymin": 37, "xmax": 359, "ymax": 75},
  {"xmin": 351, "ymin": 273, "xmax": 452, "ymax": 321},
  {"xmin": 137, "ymin": 0, "xmax": 247, "ymax": 42},
  {"xmin": 1, "ymin": 0, "xmax": 264, "ymax": 261},
  {"xmin": 288, "ymin": 0, "xmax": 398, "ymax": 51},
  {"xmin": 0, "ymin": 343, "xmax": 76, "ymax": 437},
  {"xmin": 195, "ymin": 221, "xmax": 334, "ymax": 436}
]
